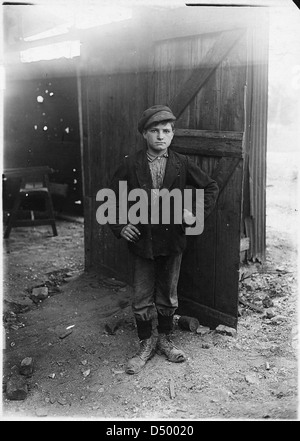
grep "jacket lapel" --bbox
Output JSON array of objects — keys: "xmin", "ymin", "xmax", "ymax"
[
  {"xmin": 135, "ymin": 149, "xmax": 153, "ymax": 191},
  {"xmin": 162, "ymin": 149, "xmax": 181, "ymax": 190}
]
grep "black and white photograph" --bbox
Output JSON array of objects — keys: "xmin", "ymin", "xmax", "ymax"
[{"xmin": 1, "ymin": 0, "xmax": 299, "ymax": 423}]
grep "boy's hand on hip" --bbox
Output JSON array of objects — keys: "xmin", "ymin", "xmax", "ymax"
[
  {"xmin": 183, "ymin": 209, "xmax": 196, "ymax": 225},
  {"xmin": 121, "ymin": 224, "xmax": 141, "ymax": 242}
]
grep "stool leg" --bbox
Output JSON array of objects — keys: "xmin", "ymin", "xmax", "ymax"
[
  {"xmin": 51, "ymin": 220, "xmax": 58, "ymax": 237},
  {"xmin": 4, "ymin": 192, "xmax": 23, "ymax": 239},
  {"xmin": 45, "ymin": 192, "xmax": 58, "ymax": 236}
]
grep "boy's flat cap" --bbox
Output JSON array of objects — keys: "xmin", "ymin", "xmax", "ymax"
[{"xmin": 138, "ymin": 105, "xmax": 176, "ymax": 133}]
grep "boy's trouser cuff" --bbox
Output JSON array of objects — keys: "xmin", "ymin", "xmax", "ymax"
[
  {"xmin": 157, "ymin": 313, "xmax": 173, "ymax": 335},
  {"xmin": 136, "ymin": 319, "xmax": 152, "ymax": 340}
]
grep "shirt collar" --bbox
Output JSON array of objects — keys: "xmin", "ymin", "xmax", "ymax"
[{"xmin": 146, "ymin": 149, "xmax": 169, "ymax": 162}]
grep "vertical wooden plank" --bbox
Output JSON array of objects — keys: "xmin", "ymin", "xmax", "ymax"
[
  {"xmin": 219, "ymin": 33, "xmax": 247, "ymax": 132},
  {"xmin": 78, "ymin": 73, "xmax": 94, "ymax": 270},
  {"xmin": 178, "ymin": 210, "xmax": 217, "ymax": 310},
  {"xmin": 194, "ymin": 33, "xmax": 221, "ymax": 131},
  {"xmin": 214, "ymin": 159, "xmax": 243, "ymax": 316},
  {"xmin": 76, "ymin": 68, "xmax": 85, "ymax": 198},
  {"xmin": 177, "ymin": 154, "xmax": 218, "ymax": 310},
  {"xmin": 174, "ymin": 39, "xmax": 191, "ymax": 127}
]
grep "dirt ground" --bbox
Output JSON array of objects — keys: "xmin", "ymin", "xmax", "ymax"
[{"xmin": 1, "ymin": 151, "xmax": 298, "ymax": 421}]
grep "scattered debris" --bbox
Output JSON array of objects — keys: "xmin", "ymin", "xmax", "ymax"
[
  {"xmin": 196, "ymin": 325, "xmax": 211, "ymax": 336},
  {"xmin": 64, "ymin": 273, "xmax": 82, "ymax": 283},
  {"xmin": 270, "ymin": 315, "xmax": 287, "ymax": 325},
  {"xmin": 264, "ymin": 309, "xmax": 276, "ymax": 319},
  {"xmin": 239, "ymin": 298, "xmax": 264, "ymax": 314},
  {"xmin": 245, "ymin": 374, "xmax": 259, "ymax": 385},
  {"xmin": 4, "ymin": 300, "xmax": 31, "ymax": 315},
  {"xmin": 101, "ymin": 278, "xmax": 127, "ymax": 288},
  {"xmin": 173, "ymin": 315, "xmax": 181, "ymax": 326},
  {"xmin": 82, "ymin": 369, "xmax": 91, "ymax": 378},
  {"xmin": 3, "ymin": 309, "xmax": 26, "ymax": 331},
  {"xmin": 57, "ymin": 397, "xmax": 68, "ymax": 406},
  {"xmin": 215, "ymin": 325, "xmax": 237, "ymax": 337},
  {"xmin": 4, "ymin": 311, "xmax": 17, "ymax": 323},
  {"xmin": 169, "ymin": 378, "xmax": 175, "ymax": 399},
  {"xmin": 46, "ymin": 268, "xmax": 70, "ymax": 284},
  {"xmin": 105, "ymin": 316, "xmax": 123, "ymax": 335},
  {"xmin": 262, "ymin": 297, "xmax": 274, "ymax": 308},
  {"xmin": 104, "ymin": 305, "xmax": 132, "ymax": 335},
  {"xmin": 65, "ymin": 270, "xmax": 81, "ymax": 278},
  {"xmin": 112, "ymin": 369, "xmax": 125, "ymax": 375},
  {"xmin": 178, "ymin": 316, "xmax": 199, "ymax": 332},
  {"xmin": 6, "ymin": 374, "xmax": 28, "ymax": 400},
  {"xmin": 59, "ymin": 329, "xmax": 73, "ymax": 339},
  {"xmin": 47, "ymin": 286, "xmax": 62, "ymax": 295},
  {"xmin": 30, "ymin": 286, "xmax": 49, "ymax": 303},
  {"xmin": 20, "ymin": 357, "xmax": 34, "ymax": 377}
]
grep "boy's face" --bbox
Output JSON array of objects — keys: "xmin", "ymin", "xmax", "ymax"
[{"xmin": 143, "ymin": 122, "xmax": 174, "ymax": 154}]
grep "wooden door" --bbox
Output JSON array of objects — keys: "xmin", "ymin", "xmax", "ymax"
[
  {"xmin": 152, "ymin": 29, "xmax": 246, "ymax": 328},
  {"xmin": 173, "ymin": 131, "xmax": 243, "ymax": 329}
]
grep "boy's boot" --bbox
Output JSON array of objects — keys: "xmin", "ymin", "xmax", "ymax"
[
  {"xmin": 156, "ymin": 314, "xmax": 186, "ymax": 363},
  {"xmin": 126, "ymin": 319, "xmax": 156, "ymax": 374},
  {"xmin": 156, "ymin": 333, "xmax": 186, "ymax": 362}
]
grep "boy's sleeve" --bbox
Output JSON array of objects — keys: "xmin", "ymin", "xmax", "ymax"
[{"xmin": 186, "ymin": 156, "xmax": 219, "ymax": 219}]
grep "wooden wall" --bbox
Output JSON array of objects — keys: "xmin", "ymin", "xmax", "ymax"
[{"xmin": 80, "ymin": 70, "xmax": 149, "ymax": 275}]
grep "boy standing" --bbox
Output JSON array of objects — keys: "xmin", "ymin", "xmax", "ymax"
[{"xmin": 108, "ymin": 105, "xmax": 219, "ymax": 374}]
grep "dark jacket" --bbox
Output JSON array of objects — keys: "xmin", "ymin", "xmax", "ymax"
[{"xmin": 108, "ymin": 148, "xmax": 219, "ymax": 259}]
